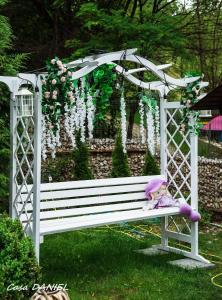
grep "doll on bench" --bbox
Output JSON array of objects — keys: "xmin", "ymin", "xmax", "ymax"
[{"xmin": 143, "ymin": 178, "xmax": 201, "ymax": 222}]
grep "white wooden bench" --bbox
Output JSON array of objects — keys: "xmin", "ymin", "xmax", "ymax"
[{"xmin": 20, "ymin": 175, "xmax": 180, "ymax": 238}]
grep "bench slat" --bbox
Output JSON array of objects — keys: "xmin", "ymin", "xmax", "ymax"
[
  {"xmin": 39, "ymin": 207, "xmax": 180, "ymax": 235},
  {"xmin": 17, "ymin": 192, "xmax": 146, "ymax": 211},
  {"xmin": 20, "ymin": 200, "xmax": 147, "ymax": 221},
  {"xmin": 20, "ymin": 175, "xmax": 164, "ymax": 193},
  {"xmin": 20, "ymin": 184, "xmax": 146, "ymax": 201}
]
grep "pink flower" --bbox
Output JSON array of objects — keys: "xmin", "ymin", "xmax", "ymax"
[
  {"xmin": 52, "ymin": 94, "xmax": 57, "ymax": 100},
  {"xmin": 68, "ymin": 71, "xmax": 72, "ymax": 76},
  {"xmin": 53, "ymin": 90, "xmax": 58, "ymax": 95},
  {"xmin": 70, "ymin": 96, "xmax": 75, "ymax": 103},
  {"xmin": 63, "ymin": 67, "xmax": 67, "ymax": 73},
  {"xmin": 52, "ymin": 79, "xmax": 57, "ymax": 85},
  {"xmin": 57, "ymin": 60, "xmax": 63, "ymax": 67},
  {"xmin": 44, "ymin": 91, "xmax": 50, "ymax": 99},
  {"xmin": 67, "ymin": 91, "xmax": 73, "ymax": 97},
  {"xmin": 51, "ymin": 59, "xmax": 56, "ymax": 65},
  {"xmin": 49, "ymin": 123, "xmax": 54, "ymax": 129},
  {"xmin": 61, "ymin": 76, "xmax": 66, "ymax": 83}
]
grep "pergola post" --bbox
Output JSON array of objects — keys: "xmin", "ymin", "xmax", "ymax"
[
  {"xmin": 190, "ymin": 118, "xmax": 199, "ymax": 257},
  {"xmin": 160, "ymin": 96, "xmax": 169, "ymax": 248},
  {"xmin": 9, "ymin": 89, "xmax": 17, "ymax": 219},
  {"xmin": 32, "ymin": 76, "xmax": 42, "ymax": 262}
]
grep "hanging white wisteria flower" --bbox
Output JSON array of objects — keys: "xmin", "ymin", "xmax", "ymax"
[
  {"xmin": 86, "ymin": 91, "xmax": 95, "ymax": 140},
  {"xmin": 55, "ymin": 123, "xmax": 62, "ymax": 148},
  {"xmin": 69, "ymin": 104, "xmax": 77, "ymax": 148},
  {"xmin": 139, "ymin": 97, "xmax": 145, "ymax": 144},
  {"xmin": 64, "ymin": 103, "xmax": 76, "ymax": 148},
  {"xmin": 50, "ymin": 130, "xmax": 57, "ymax": 159},
  {"xmin": 41, "ymin": 115, "xmax": 47, "ymax": 161},
  {"xmin": 120, "ymin": 89, "xmax": 127, "ymax": 153},
  {"xmin": 74, "ymin": 85, "xmax": 81, "ymax": 131},
  {"xmin": 146, "ymin": 107, "xmax": 155, "ymax": 156},
  {"xmin": 79, "ymin": 78, "xmax": 87, "ymax": 142},
  {"xmin": 154, "ymin": 105, "xmax": 160, "ymax": 148}
]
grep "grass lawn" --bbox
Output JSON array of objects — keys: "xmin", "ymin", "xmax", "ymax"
[{"xmin": 40, "ymin": 223, "xmax": 222, "ymax": 300}]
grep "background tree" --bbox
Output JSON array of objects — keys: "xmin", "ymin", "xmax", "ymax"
[
  {"xmin": 72, "ymin": 131, "xmax": 94, "ymax": 180},
  {"xmin": 0, "ymin": 0, "xmax": 26, "ymax": 212},
  {"xmin": 142, "ymin": 150, "xmax": 160, "ymax": 176},
  {"xmin": 111, "ymin": 133, "xmax": 131, "ymax": 178}
]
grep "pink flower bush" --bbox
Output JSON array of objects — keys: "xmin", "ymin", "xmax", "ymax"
[
  {"xmin": 52, "ymin": 94, "xmax": 57, "ymax": 100},
  {"xmin": 67, "ymin": 91, "xmax": 73, "ymax": 97},
  {"xmin": 51, "ymin": 59, "xmax": 56, "ymax": 65},
  {"xmin": 53, "ymin": 90, "xmax": 58, "ymax": 95},
  {"xmin": 63, "ymin": 67, "xmax": 67, "ymax": 73},
  {"xmin": 52, "ymin": 79, "xmax": 57, "ymax": 85},
  {"xmin": 60, "ymin": 76, "xmax": 66, "ymax": 83}
]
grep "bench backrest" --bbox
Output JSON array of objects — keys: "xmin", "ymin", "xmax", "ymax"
[{"xmin": 19, "ymin": 175, "xmax": 164, "ymax": 224}]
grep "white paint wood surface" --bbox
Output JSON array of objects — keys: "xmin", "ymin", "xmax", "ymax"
[
  {"xmin": 17, "ymin": 192, "xmax": 147, "ymax": 210},
  {"xmin": 39, "ymin": 207, "xmax": 180, "ymax": 235},
  {"xmin": 20, "ymin": 175, "xmax": 163, "ymax": 193},
  {"xmin": 19, "ymin": 175, "xmax": 182, "ymax": 237}
]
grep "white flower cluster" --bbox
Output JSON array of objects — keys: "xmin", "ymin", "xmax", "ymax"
[
  {"xmin": 120, "ymin": 90, "xmax": 127, "ymax": 153},
  {"xmin": 139, "ymin": 97, "xmax": 145, "ymax": 144},
  {"xmin": 41, "ymin": 115, "xmax": 47, "ymax": 161},
  {"xmin": 138, "ymin": 95, "xmax": 160, "ymax": 156},
  {"xmin": 79, "ymin": 78, "xmax": 87, "ymax": 142},
  {"xmin": 41, "ymin": 115, "xmax": 61, "ymax": 160},
  {"xmin": 64, "ymin": 103, "xmax": 76, "ymax": 148},
  {"xmin": 146, "ymin": 109, "xmax": 155, "ymax": 156},
  {"xmin": 86, "ymin": 91, "xmax": 96, "ymax": 140},
  {"xmin": 154, "ymin": 105, "xmax": 160, "ymax": 148},
  {"xmin": 41, "ymin": 77, "xmax": 97, "ymax": 159}
]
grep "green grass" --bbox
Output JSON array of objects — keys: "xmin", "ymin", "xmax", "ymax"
[{"xmin": 40, "ymin": 224, "xmax": 222, "ymax": 300}]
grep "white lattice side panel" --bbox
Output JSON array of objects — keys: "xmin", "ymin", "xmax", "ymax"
[
  {"xmin": 164, "ymin": 103, "xmax": 193, "ymax": 234},
  {"xmin": 13, "ymin": 116, "xmax": 35, "ymax": 236},
  {"xmin": 165, "ymin": 106, "xmax": 192, "ymax": 203}
]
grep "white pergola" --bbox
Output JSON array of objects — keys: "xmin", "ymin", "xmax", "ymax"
[{"xmin": 0, "ymin": 49, "xmax": 209, "ymax": 263}]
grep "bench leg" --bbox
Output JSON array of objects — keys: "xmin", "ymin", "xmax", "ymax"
[
  {"xmin": 157, "ymin": 217, "xmax": 211, "ymax": 264},
  {"xmin": 161, "ymin": 216, "xmax": 168, "ymax": 248}
]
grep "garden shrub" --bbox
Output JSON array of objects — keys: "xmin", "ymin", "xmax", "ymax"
[
  {"xmin": 0, "ymin": 214, "xmax": 41, "ymax": 300},
  {"xmin": 142, "ymin": 150, "xmax": 160, "ymax": 175},
  {"xmin": 111, "ymin": 133, "xmax": 130, "ymax": 177},
  {"xmin": 72, "ymin": 131, "xmax": 94, "ymax": 180},
  {"xmin": 0, "ymin": 118, "xmax": 10, "ymax": 213}
]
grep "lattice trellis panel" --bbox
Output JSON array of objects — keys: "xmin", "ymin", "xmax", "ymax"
[
  {"xmin": 165, "ymin": 105, "xmax": 193, "ymax": 234},
  {"xmin": 166, "ymin": 107, "xmax": 192, "ymax": 202},
  {"xmin": 13, "ymin": 115, "xmax": 35, "ymax": 236}
]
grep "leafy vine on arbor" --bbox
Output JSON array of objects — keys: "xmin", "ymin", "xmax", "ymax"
[
  {"xmin": 41, "ymin": 58, "xmax": 117, "ymax": 133},
  {"xmin": 180, "ymin": 73, "xmax": 203, "ymax": 135}
]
